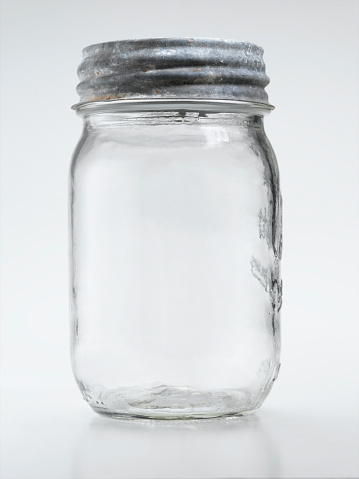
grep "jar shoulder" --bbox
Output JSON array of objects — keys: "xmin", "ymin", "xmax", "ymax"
[{"xmin": 71, "ymin": 120, "xmax": 279, "ymax": 176}]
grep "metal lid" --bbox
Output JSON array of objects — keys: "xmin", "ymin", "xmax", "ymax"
[{"xmin": 76, "ymin": 38, "xmax": 272, "ymax": 106}]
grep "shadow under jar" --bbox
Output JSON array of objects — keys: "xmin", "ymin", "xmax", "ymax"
[{"xmin": 70, "ymin": 38, "xmax": 282, "ymax": 420}]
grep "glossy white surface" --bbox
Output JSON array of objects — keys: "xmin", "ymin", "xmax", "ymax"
[{"xmin": 1, "ymin": 385, "xmax": 358, "ymax": 479}]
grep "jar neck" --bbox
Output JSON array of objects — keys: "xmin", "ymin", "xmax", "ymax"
[{"xmin": 75, "ymin": 99, "xmax": 271, "ymax": 130}]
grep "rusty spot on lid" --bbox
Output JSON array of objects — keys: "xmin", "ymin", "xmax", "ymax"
[{"xmin": 86, "ymin": 94, "xmax": 117, "ymax": 101}]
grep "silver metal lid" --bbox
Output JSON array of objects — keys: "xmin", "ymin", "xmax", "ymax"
[{"xmin": 76, "ymin": 38, "xmax": 271, "ymax": 106}]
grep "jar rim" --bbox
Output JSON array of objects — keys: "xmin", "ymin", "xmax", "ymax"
[{"xmin": 72, "ymin": 98, "xmax": 274, "ymax": 115}]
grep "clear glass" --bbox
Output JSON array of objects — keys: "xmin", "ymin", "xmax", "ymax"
[{"xmin": 70, "ymin": 100, "xmax": 282, "ymax": 419}]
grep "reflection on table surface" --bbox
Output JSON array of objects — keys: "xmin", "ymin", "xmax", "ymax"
[
  {"xmin": 2, "ymin": 389, "xmax": 359, "ymax": 479},
  {"xmin": 72, "ymin": 413, "xmax": 279, "ymax": 479}
]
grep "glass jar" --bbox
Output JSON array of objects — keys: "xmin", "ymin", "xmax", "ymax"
[{"xmin": 70, "ymin": 38, "xmax": 282, "ymax": 419}]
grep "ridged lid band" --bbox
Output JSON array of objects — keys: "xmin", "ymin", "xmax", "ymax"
[{"xmin": 76, "ymin": 38, "xmax": 272, "ymax": 107}]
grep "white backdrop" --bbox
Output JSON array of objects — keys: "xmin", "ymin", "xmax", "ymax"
[{"xmin": 1, "ymin": 1, "xmax": 359, "ymax": 478}]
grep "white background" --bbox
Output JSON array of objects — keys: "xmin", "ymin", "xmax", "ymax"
[{"xmin": 1, "ymin": 1, "xmax": 358, "ymax": 478}]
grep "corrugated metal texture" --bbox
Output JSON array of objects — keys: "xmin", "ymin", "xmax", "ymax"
[{"xmin": 76, "ymin": 38, "xmax": 271, "ymax": 105}]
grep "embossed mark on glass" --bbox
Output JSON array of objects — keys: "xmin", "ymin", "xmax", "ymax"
[{"xmin": 70, "ymin": 38, "xmax": 282, "ymax": 419}]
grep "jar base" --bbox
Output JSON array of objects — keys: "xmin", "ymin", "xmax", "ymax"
[
  {"xmin": 82, "ymin": 383, "xmax": 265, "ymax": 420},
  {"xmin": 91, "ymin": 406, "xmax": 256, "ymax": 421},
  {"xmin": 91, "ymin": 406, "xmax": 257, "ymax": 421}
]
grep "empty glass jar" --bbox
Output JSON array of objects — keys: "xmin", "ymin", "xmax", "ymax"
[{"xmin": 70, "ymin": 38, "xmax": 282, "ymax": 419}]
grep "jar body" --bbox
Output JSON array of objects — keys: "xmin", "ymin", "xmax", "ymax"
[{"xmin": 70, "ymin": 102, "xmax": 282, "ymax": 419}]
